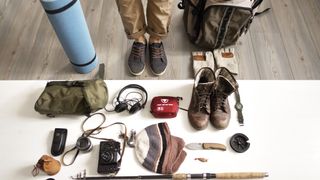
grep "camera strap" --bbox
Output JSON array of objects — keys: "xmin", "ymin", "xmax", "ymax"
[
  {"xmin": 62, "ymin": 113, "xmax": 128, "ymax": 170},
  {"xmin": 61, "ymin": 146, "xmax": 80, "ymax": 166}
]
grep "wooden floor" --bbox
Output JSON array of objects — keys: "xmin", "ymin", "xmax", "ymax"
[{"xmin": 0, "ymin": 0, "xmax": 319, "ymax": 80}]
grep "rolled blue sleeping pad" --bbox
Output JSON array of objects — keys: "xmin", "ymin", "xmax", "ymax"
[{"xmin": 40, "ymin": 0, "xmax": 98, "ymax": 74}]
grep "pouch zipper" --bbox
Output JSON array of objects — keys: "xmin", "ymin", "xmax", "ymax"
[{"xmin": 46, "ymin": 81, "xmax": 85, "ymax": 87}]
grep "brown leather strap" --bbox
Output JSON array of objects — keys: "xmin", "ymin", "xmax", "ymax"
[
  {"xmin": 81, "ymin": 113, "xmax": 128, "ymax": 174},
  {"xmin": 61, "ymin": 146, "xmax": 79, "ymax": 166},
  {"xmin": 61, "ymin": 113, "xmax": 127, "ymax": 170},
  {"xmin": 31, "ymin": 165, "xmax": 40, "ymax": 176}
]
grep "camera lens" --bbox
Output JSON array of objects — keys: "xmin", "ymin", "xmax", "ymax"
[
  {"xmin": 76, "ymin": 136, "xmax": 92, "ymax": 152},
  {"xmin": 101, "ymin": 152, "xmax": 115, "ymax": 163}
]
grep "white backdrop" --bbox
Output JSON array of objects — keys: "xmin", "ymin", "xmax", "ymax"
[{"xmin": 0, "ymin": 80, "xmax": 320, "ymax": 180}]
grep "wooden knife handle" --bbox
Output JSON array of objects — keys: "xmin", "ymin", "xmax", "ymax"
[
  {"xmin": 202, "ymin": 143, "xmax": 226, "ymax": 151},
  {"xmin": 215, "ymin": 172, "xmax": 268, "ymax": 179}
]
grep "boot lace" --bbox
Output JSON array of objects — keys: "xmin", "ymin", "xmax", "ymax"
[
  {"xmin": 198, "ymin": 92, "xmax": 211, "ymax": 113},
  {"xmin": 214, "ymin": 92, "xmax": 228, "ymax": 112}
]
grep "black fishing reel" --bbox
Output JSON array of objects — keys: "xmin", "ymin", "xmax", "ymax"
[{"xmin": 230, "ymin": 133, "xmax": 250, "ymax": 153}]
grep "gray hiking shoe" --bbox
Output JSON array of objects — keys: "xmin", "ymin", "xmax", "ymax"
[
  {"xmin": 128, "ymin": 42, "xmax": 146, "ymax": 76},
  {"xmin": 149, "ymin": 42, "xmax": 167, "ymax": 76}
]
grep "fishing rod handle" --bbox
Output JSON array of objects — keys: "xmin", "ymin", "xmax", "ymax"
[
  {"xmin": 215, "ymin": 172, "xmax": 268, "ymax": 179},
  {"xmin": 172, "ymin": 172, "xmax": 268, "ymax": 179}
]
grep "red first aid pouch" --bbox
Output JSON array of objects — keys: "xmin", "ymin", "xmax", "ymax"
[{"xmin": 150, "ymin": 96, "xmax": 182, "ymax": 118}]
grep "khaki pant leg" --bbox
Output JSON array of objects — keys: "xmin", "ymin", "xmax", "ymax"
[
  {"xmin": 115, "ymin": 0, "xmax": 147, "ymax": 39},
  {"xmin": 146, "ymin": 0, "xmax": 174, "ymax": 38}
]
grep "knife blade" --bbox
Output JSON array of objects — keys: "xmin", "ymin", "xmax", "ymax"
[{"xmin": 186, "ymin": 143, "xmax": 226, "ymax": 151}]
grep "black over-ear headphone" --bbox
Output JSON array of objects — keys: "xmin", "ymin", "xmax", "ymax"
[{"xmin": 114, "ymin": 84, "xmax": 148, "ymax": 114}]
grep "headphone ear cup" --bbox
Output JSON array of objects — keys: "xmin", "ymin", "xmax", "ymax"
[
  {"xmin": 114, "ymin": 102, "xmax": 128, "ymax": 113},
  {"xmin": 129, "ymin": 103, "xmax": 141, "ymax": 114}
]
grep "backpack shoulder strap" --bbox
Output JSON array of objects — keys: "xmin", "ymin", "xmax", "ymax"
[
  {"xmin": 252, "ymin": 0, "xmax": 270, "ymax": 16},
  {"xmin": 252, "ymin": 0, "xmax": 264, "ymax": 9}
]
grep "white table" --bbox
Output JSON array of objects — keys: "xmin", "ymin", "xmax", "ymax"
[{"xmin": 0, "ymin": 80, "xmax": 320, "ymax": 180}]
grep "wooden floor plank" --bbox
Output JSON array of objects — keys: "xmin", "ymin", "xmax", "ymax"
[
  {"xmin": 0, "ymin": 0, "xmax": 320, "ymax": 80},
  {"xmin": 271, "ymin": 0, "xmax": 320, "ymax": 79},
  {"xmin": 23, "ymin": 14, "xmax": 56, "ymax": 80},
  {"xmin": 8, "ymin": 1, "xmax": 44, "ymax": 80},
  {"xmin": 296, "ymin": 0, "xmax": 320, "ymax": 58},
  {"xmin": 235, "ymin": 34, "xmax": 261, "ymax": 80},
  {"xmin": 0, "ymin": 0, "xmax": 23, "ymax": 79},
  {"xmin": 249, "ymin": 0, "xmax": 294, "ymax": 79},
  {"xmin": 0, "ymin": 0, "xmax": 40, "ymax": 79},
  {"xmin": 0, "ymin": 0, "xmax": 10, "ymax": 22},
  {"xmin": 0, "ymin": 0, "xmax": 10, "ymax": 21}
]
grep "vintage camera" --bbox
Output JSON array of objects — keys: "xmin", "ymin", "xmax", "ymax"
[{"xmin": 97, "ymin": 140, "xmax": 121, "ymax": 174}]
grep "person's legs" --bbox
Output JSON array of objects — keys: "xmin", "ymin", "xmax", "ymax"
[
  {"xmin": 116, "ymin": 0, "xmax": 147, "ymax": 75},
  {"xmin": 146, "ymin": 0, "xmax": 173, "ymax": 40},
  {"xmin": 146, "ymin": 0, "xmax": 173, "ymax": 75},
  {"xmin": 116, "ymin": 0, "xmax": 147, "ymax": 40}
]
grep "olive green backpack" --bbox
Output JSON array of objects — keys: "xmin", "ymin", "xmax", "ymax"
[
  {"xmin": 34, "ymin": 64, "xmax": 108, "ymax": 117},
  {"xmin": 179, "ymin": 0, "xmax": 266, "ymax": 50}
]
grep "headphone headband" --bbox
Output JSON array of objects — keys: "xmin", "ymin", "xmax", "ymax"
[{"xmin": 116, "ymin": 84, "xmax": 148, "ymax": 108}]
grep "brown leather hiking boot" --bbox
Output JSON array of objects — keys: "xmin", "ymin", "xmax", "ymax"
[
  {"xmin": 128, "ymin": 41, "xmax": 146, "ymax": 76},
  {"xmin": 210, "ymin": 67, "xmax": 238, "ymax": 130},
  {"xmin": 188, "ymin": 67, "xmax": 215, "ymax": 130}
]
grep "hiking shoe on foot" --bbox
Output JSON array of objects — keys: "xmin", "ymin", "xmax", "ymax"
[
  {"xmin": 128, "ymin": 41, "xmax": 146, "ymax": 76},
  {"xmin": 149, "ymin": 42, "xmax": 167, "ymax": 76}
]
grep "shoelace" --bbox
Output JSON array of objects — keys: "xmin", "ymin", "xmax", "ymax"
[
  {"xmin": 214, "ymin": 92, "xmax": 228, "ymax": 112},
  {"xmin": 198, "ymin": 92, "xmax": 211, "ymax": 113},
  {"xmin": 132, "ymin": 43, "xmax": 145, "ymax": 58},
  {"xmin": 150, "ymin": 44, "xmax": 164, "ymax": 60}
]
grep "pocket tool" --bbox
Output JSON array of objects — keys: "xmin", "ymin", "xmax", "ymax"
[
  {"xmin": 185, "ymin": 143, "xmax": 226, "ymax": 151},
  {"xmin": 51, "ymin": 128, "xmax": 67, "ymax": 156}
]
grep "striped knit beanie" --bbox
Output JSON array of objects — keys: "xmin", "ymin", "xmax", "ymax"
[{"xmin": 135, "ymin": 122, "xmax": 187, "ymax": 174}]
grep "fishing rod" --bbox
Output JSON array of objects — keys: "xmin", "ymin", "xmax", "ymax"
[{"xmin": 71, "ymin": 170, "xmax": 268, "ymax": 179}]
